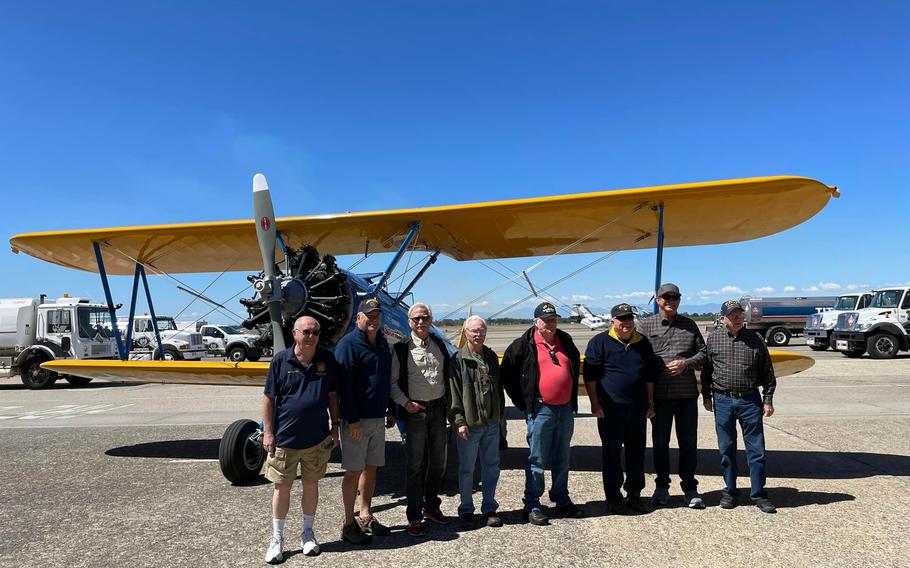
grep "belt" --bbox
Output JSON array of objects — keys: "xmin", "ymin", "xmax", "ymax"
[
  {"xmin": 411, "ymin": 398, "xmax": 444, "ymax": 407},
  {"xmin": 714, "ymin": 389, "xmax": 758, "ymax": 399}
]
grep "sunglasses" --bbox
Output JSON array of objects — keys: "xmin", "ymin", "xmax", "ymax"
[
  {"xmin": 614, "ymin": 315, "xmax": 635, "ymax": 322},
  {"xmin": 409, "ymin": 316, "xmax": 431, "ymax": 323},
  {"xmin": 548, "ymin": 349, "xmax": 560, "ymax": 366},
  {"xmin": 661, "ymin": 294, "xmax": 681, "ymax": 301},
  {"xmin": 295, "ymin": 329, "xmax": 321, "ymax": 337}
]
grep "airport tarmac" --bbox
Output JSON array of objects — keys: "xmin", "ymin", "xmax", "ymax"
[{"xmin": 1, "ymin": 325, "xmax": 908, "ymax": 567}]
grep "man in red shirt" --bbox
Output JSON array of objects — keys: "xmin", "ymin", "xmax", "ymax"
[{"xmin": 501, "ymin": 302, "xmax": 583, "ymax": 526}]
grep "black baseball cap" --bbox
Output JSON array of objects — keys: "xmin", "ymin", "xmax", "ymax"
[
  {"xmin": 611, "ymin": 303, "xmax": 635, "ymax": 318},
  {"xmin": 534, "ymin": 302, "xmax": 559, "ymax": 319},
  {"xmin": 359, "ymin": 297, "xmax": 382, "ymax": 314}
]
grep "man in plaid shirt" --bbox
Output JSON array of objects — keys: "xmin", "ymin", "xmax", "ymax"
[
  {"xmin": 637, "ymin": 283, "xmax": 707, "ymax": 509},
  {"xmin": 702, "ymin": 300, "xmax": 778, "ymax": 514}
]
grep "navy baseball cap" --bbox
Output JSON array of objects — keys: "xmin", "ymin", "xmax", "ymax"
[
  {"xmin": 359, "ymin": 297, "xmax": 382, "ymax": 314},
  {"xmin": 534, "ymin": 302, "xmax": 559, "ymax": 319},
  {"xmin": 719, "ymin": 300, "xmax": 744, "ymax": 317},
  {"xmin": 611, "ymin": 303, "xmax": 635, "ymax": 318}
]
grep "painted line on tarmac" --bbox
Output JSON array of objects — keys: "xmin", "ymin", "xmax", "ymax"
[{"xmin": 7, "ymin": 403, "xmax": 136, "ymax": 420}]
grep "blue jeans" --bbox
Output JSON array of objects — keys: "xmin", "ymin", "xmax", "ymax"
[
  {"xmin": 524, "ymin": 401, "xmax": 574, "ymax": 511},
  {"xmin": 455, "ymin": 422, "xmax": 501, "ymax": 515},
  {"xmin": 713, "ymin": 392, "xmax": 767, "ymax": 499}
]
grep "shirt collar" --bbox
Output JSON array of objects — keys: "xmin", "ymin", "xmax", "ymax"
[
  {"xmin": 411, "ymin": 332, "xmax": 429, "ymax": 348},
  {"xmin": 608, "ymin": 326, "xmax": 643, "ymax": 345}
]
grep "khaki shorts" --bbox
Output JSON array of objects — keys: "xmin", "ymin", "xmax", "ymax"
[
  {"xmin": 340, "ymin": 417, "xmax": 386, "ymax": 471},
  {"xmin": 265, "ymin": 436, "xmax": 334, "ymax": 484}
]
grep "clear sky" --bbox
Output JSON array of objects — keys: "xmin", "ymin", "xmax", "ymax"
[{"xmin": 2, "ymin": 1, "xmax": 908, "ymax": 322}]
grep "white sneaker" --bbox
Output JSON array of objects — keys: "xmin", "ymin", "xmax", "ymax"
[
  {"xmin": 302, "ymin": 529, "xmax": 320, "ymax": 556},
  {"xmin": 265, "ymin": 536, "xmax": 283, "ymax": 564}
]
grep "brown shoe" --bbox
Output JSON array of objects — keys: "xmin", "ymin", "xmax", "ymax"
[
  {"xmin": 484, "ymin": 512, "xmax": 503, "ymax": 527},
  {"xmin": 358, "ymin": 515, "xmax": 392, "ymax": 536},
  {"xmin": 407, "ymin": 520, "xmax": 427, "ymax": 537},
  {"xmin": 423, "ymin": 507, "xmax": 451, "ymax": 525},
  {"xmin": 341, "ymin": 520, "xmax": 372, "ymax": 545}
]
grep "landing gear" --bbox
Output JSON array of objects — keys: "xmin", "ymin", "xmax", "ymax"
[{"xmin": 219, "ymin": 419, "xmax": 266, "ymax": 484}]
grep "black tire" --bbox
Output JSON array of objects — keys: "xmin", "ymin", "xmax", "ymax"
[
  {"xmin": 153, "ymin": 346, "xmax": 181, "ymax": 361},
  {"xmin": 227, "ymin": 345, "xmax": 248, "ymax": 363},
  {"xmin": 246, "ymin": 351, "xmax": 261, "ymax": 363},
  {"xmin": 809, "ymin": 345, "xmax": 828, "ymax": 352},
  {"xmin": 766, "ymin": 327, "xmax": 791, "ymax": 347},
  {"xmin": 867, "ymin": 333, "xmax": 899, "ymax": 359},
  {"xmin": 20, "ymin": 357, "xmax": 58, "ymax": 389},
  {"xmin": 65, "ymin": 376, "xmax": 93, "ymax": 386},
  {"xmin": 219, "ymin": 419, "xmax": 265, "ymax": 484},
  {"xmin": 842, "ymin": 349, "xmax": 865, "ymax": 358}
]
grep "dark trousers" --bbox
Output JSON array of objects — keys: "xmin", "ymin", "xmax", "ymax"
[
  {"xmin": 596, "ymin": 397, "xmax": 647, "ymax": 503},
  {"xmin": 404, "ymin": 399, "xmax": 448, "ymax": 522},
  {"xmin": 650, "ymin": 398, "xmax": 699, "ymax": 492}
]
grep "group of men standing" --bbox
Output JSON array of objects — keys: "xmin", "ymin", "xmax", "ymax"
[{"xmin": 261, "ymin": 284, "xmax": 778, "ymax": 563}]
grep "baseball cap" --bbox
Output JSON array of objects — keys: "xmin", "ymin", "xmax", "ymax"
[
  {"xmin": 359, "ymin": 297, "xmax": 381, "ymax": 314},
  {"xmin": 534, "ymin": 302, "xmax": 559, "ymax": 319},
  {"xmin": 611, "ymin": 303, "xmax": 635, "ymax": 318},
  {"xmin": 719, "ymin": 300, "xmax": 744, "ymax": 317},
  {"xmin": 657, "ymin": 283, "xmax": 681, "ymax": 297}
]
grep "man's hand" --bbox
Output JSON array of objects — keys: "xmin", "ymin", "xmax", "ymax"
[
  {"xmin": 405, "ymin": 400, "xmax": 426, "ymax": 414},
  {"xmin": 646, "ymin": 403, "xmax": 656, "ymax": 419},
  {"xmin": 666, "ymin": 359, "xmax": 687, "ymax": 377},
  {"xmin": 349, "ymin": 422, "xmax": 364, "ymax": 441},
  {"xmin": 590, "ymin": 400, "xmax": 604, "ymax": 418},
  {"xmin": 263, "ymin": 432, "xmax": 276, "ymax": 456},
  {"xmin": 457, "ymin": 425, "xmax": 470, "ymax": 440},
  {"xmin": 385, "ymin": 413, "xmax": 396, "ymax": 429},
  {"xmin": 331, "ymin": 424, "xmax": 340, "ymax": 448},
  {"xmin": 763, "ymin": 403, "xmax": 774, "ymax": 418},
  {"xmin": 703, "ymin": 398, "xmax": 713, "ymax": 413}
]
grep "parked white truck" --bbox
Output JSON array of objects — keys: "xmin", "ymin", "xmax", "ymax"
[
  {"xmin": 738, "ymin": 295, "xmax": 838, "ymax": 346},
  {"xmin": 199, "ymin": 324, "xmax": 264, "ymax": 362},
  {"xmin": 830, "ymin": 287, "xmax": 910, "ymax": 359},
  {"xmin": 804, "ymin": 292, "xmax": 874, "ymax": 351},
  {"xmin": 118, "ymin": 314, "xmax": 206, "ymax": 360},
  {"xmin": 0, "ymin": 296, "xmax": 118, "ymax": 388}
]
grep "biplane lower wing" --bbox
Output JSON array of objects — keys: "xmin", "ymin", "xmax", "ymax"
[{"xmin": 42, "ymin": 350, "xmax": 814, "ymax": 385}]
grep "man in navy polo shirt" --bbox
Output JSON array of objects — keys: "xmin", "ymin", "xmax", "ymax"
[
  {"xmin": 583, "ymin": 303, "xmax": 659, "ymax": 515},
  {"xmin": 263, "ymin": 316, "xmax": 340, "ymax": 563},
  {"xmin": 334, "ymin": 297, "xmax": 394, "ymax": 544}
]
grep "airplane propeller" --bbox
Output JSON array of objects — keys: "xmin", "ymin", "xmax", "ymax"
[{"xmin": 253, "ymin": 173, "xmax": 286, "ymax": 353}]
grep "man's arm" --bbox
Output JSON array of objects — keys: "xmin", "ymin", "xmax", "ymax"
[
  {"xmin": 701, "ymin": 337, "xmax": 714, "ymax": 412},
  {"xmin": 500, "ymin": 340, "xmax": 526, "ymax": 412},
  {"xmin": 757, "ymin": 338, "xmax": 776, "ymax": 416},
  {"xmin": 583, "ymin": 339, "xmax": 604, "ymax": 418},
  {"xmin": 686, "ymin": 323, "xmax": 708, "ymax": 370},
  {"xmin": 448, "ymin": 355, "xmax": 469, "ymax": 438},
  {"xmin": 262, "ymin": 394, "xmax": 276, "ymax": 456},
  {"xmin": 328, "ymin": 392, "xmax": 340, "ymax": 446}
]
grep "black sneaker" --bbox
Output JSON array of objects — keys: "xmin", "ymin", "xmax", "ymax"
[
  {"xmin": 555, "ymin": 503, "xmax": 584, "ymax": 518},
  {"xmin": 521, "ymin": 509, "xmax": 549, "ymax": 526},
  {"xmin": 423, "ymin": 507, "xmax": 451, "ymax": 525},
  {"xmin": 753, "ymin": 497, "xmax": 777, "ymax": 514},
  {"xmin": 341, "ymin": 520, "xmax": 372, "ymax": 545},
  {"xmin": 625, "ymin": 495, "xmax": 650, "ymax": 514},
  {"xmin": 407, "ymin": 520, "xmax": 427, "ymax": 537},
  {"xmin": 484, "ymin": 512, "xmax": 503, "ymax": 527},
  {"xmin": 457, "ymin": 514, "xmax": 477, "ymax": 530},
  {"xmin": 358, "ymin": 515, "xmax": 392, "ymax": 536},
  {"xmin": 607, "ymin": 501, "xmax": 631, "ymax": 516},
  {"xmin": 719, "ymin": 493, "xmax": 737, "ymax": 509}
]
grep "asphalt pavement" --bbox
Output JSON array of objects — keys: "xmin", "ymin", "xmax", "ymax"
[{"xmin": 1, "ymin": 332, "xmax": 908, "ymax": 567}]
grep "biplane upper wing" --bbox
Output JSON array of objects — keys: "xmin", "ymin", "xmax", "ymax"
[
  {"xmin": 42, "ymin": 349, "xmax": 815, "ymax": 385},
  {"xmin": 10, "ymin": 176, "xmax": 837, "ymax": 275}
]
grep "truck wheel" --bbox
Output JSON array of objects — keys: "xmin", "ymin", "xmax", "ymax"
[
  {"xmin": 842, "ymin": 349, "xmax": 865, "ymax": 358},
  {"xmin": 20, "ymin": 357, "xmax": 58, "ymax": 389},
  {"xmin": 246, "ymin": 350, "xmax": 261, "ymax": 363},
  {"xmin": 766, "ymin": 327, "xmax": 791, "ymax": 347},
  {"xmin": 153, "ymin": 346, "xmax": 182, "ymax": 361},
  {"xmin": 65, "ymin": 376, "xmax": 93, "ymax": 386},
  {"xmin": 219, "ymin": 419, "xmax": 265, "ymax": 484},
  {"xmin": 867, "ymin": 333, "xmax": 899, "ymax": 359},
  {"xmin": 227, "ymin": 345, "xmax": 248, "ymax": 362}
]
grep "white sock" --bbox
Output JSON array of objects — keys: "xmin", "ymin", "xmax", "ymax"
[
  {"xmin": 272, "ymin": 518, "xmax": 286, "ymax": 541},
  {"xmin": 302, "ymin": 514, "xmax": 315, "ymax": 533}
]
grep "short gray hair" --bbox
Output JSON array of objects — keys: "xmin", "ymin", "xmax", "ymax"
[
  {"xmin": 408, "ymin": 303, "xmax": 433, "ymax": 319},
  {"xmin": 293, "ymin": 315, "xmax": 320, "ymax": 330},
  {"xmin": 464, "ymin": 315, "xmax": 486, "ymax": 329}
]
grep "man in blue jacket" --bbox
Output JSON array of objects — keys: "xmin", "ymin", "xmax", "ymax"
[
  {"xmin": 583, "ymin": 303, "xmax": 659, "ymax": 515},
  {"xmin": 334, "ymin": 298, "xmax": 394, "ymax": 544}
]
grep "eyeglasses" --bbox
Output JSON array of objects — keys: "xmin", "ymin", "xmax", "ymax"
[
  {"xmin": 548, "ymin": 349, "xmax": 560, "ymax": 366},
  {"xmin": 409, "ymin": 316, "xmax": 431, "ymax": 323},
  {"xmin": 661, "ymin": 294, "xmax": 681, "ymax": 301},
  {"xmin": 465, "ymin": 328, "xmax": 486, "ymax": 335},
  {"xmin": 295, "ymin": 329, "xmax": 321, "ymax": 337},
  {"xmin": 614, "ymin": 315, "xmax": 635, "ymax": 322}
]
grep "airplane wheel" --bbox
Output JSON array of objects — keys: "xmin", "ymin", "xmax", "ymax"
[
  {"xmin": 219, "ymin": 419, "xmax": 265, "ymax": 484},
  {"xmin": 20, "ymin": 357, "xmax": 58, "ymax": 389},
  {"xmin": 65, "ymin": 376, "xmax": 93, "ymax": 386}
]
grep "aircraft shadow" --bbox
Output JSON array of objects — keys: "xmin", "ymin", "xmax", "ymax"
[{"xmin": 0, "ymin": 381, "xmax": 139, "ymax": 391}]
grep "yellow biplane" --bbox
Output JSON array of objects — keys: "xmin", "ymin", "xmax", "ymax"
[{"xmin": 9, "ymin": 174, "xmax": 838, "ymax": 482}]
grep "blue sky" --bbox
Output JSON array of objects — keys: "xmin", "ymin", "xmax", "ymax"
[{"xmin": 2, "ymin": 1, "xmax": 908, "ymax": 322}]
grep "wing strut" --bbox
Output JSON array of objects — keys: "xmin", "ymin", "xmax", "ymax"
[
  {"xmin": 652, "ymin": 203, "xmax": 665, "ymax": 314},
  {"xmin": 396, "ymin": 250, "xmax": 440, "ymax": 306},
  {"xmin": 93, "ymin": 242, "xmax": 129, "ymax": 360},
  {"xmin": 369, "ymin": 222, "xmax": 421, "ymax": 296}
]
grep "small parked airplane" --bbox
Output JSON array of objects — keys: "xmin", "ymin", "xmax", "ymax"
[
  {"xmin": 9, "ymin": 174, "xmax": 838, "ymax": 483},
  {"xmin": 571, "ymin": 304, "xmax": 648, "ymax": 330}
]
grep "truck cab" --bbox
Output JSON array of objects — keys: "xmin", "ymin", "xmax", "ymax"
[
  {"xmin": 121, "ymin": 315, "xmax": 206, "ymax": 361},
  {"xmin": 830, "ymin": 287, "xmax": 910, "ymax": 359},
  {"xmin": 0, "ymin": 296, "xmax": 117, "ymax": 388},
  {"xmin": 199, "ymin": 324, "xmax": 263, "ymax": 362},
  {"xmin": 805, "ymin": 292, "xmax": 874, "ymax": 351}
]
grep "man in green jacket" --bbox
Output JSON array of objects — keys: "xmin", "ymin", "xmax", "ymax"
[{"xmin": 449, "ymin": 315, "xmax": 505, "ymax": 530}]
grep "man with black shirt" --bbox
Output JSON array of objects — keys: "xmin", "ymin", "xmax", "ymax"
[
  {"xmin": 703, "ymin": 300, "xmax": 778, "ymax": 514},
  {"xmin": 637, "ymin": 283, "xmax": 707, "ymax": 509},
  {"xmin": 584, "ymin": 303, "xmax": 658, "ymax": 515}
]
